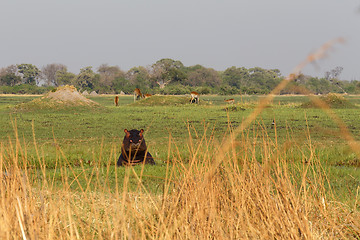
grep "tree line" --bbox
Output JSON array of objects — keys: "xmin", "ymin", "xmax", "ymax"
[{"xmin": 1, "ymin": 59, "xmax": 360, "ymax": 95}]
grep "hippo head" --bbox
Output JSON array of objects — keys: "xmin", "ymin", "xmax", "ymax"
[{"xmin": 122, "ymin": 129, "xmax": 147, "ymax": 152}]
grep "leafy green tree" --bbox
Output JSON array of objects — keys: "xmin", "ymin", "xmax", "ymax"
[
  {"xmin": 112, "ymin": 76, "xmax": 132, "ymax": 94},
  {"xmin": 126, "ymin": 66, "xmax": 151, "ymax": 89},
  {"xmin": 305, "ymin": 77, "xmax": 328, "ymax": 94},
  {"xmin": 186, "ymin": 66, "xmax": 221, "ymax": 87},
  {"xmin": 17, "ymin": 64, "xmax": 41, "ymax": 85},
  {"xmin": 222, "ymin": 67, "xmax": 249, "ymax": 89},
  {"xmin": 248, "ymin": 67, "xmax": 282, "ymax": 93},
  {"xmin": 150, "ymin": 59, "xmax": 187, "ymax": 88},
  {"xmin": 55, "ymin": 69, "xmax": 76, "ymax": 86},
  {"xmin": 167, "ymin": 68, "xmax": 187, "ymax": 83},
  {"xmin": 74, "ymin": 67, "xmax": 99, "ymax": 91},
  {"xmin": 218, "ymin": 85, "xmax": 239, "ymax": 95},
  {"xmin": 0, "ymin": 74, "xmax": 21, "ymax": 86}
]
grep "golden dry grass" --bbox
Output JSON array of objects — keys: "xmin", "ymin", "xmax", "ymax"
[{"xmin": 1, "ymin": 123, "xmax": 359, "ymax": 239}]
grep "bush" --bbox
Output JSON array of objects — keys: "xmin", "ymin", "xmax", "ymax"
[
  {"xmin": 162, "ymin": 84, "xmax": 190, "ymax": 95},
  {"xmin": 218, "ymin": 85, "xmax": 239, "ymax": 95},
  {"xmin": 300, "ymin": 93, "xmax": 357, "ymax": 109},
  {"xmin": 0, "ymin": 84, "xmax": 55, "ymax": 94}
]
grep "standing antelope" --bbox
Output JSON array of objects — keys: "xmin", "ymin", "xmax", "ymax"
[
  {"xmin": 114, "ymin": 95, "xmax": 119, "ymax": 106},
  {"xmin": 224, "ymin": 98, "xmax": 235, "ymax": 104},
  {"xmin": 134, "ymin": 88, "xmax": 144, "ymax": 102},
  {"xmin": 190, "ymin": 91, "xmax": 199, "ymax": 104}
]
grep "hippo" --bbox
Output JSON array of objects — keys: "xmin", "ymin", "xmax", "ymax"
[{"xmin": 117, "ymin": 129, "xmax": 155, "ymax": 166}]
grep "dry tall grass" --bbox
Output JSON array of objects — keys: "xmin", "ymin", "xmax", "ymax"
[{"xmin": 1, "ymin": 122, "xmax": 359, "ymax": 239}]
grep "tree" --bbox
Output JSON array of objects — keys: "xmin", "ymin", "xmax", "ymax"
[
  {"xmin": 222, "ymin": 67, "xmax": 249, "ymax": 89},
  {"xmin": 55, "ymin": 69, "xmax": 76, "ymax": 86},
  {"xmin": 112, "ymin": 76, "xmax": 132, "ymax": 94},
  {"xmin": 325, "ymin": 66, "xmax": 346, "ymax": 93},
  {"xmin": 126, "ymin": 66, "xmax": 151, "ymax": 89},
  {"xmin": 325, "ymin": 66, "xmax": 343, "ymax": 81},
  {"xmin": 0, "ymin": 65, "xmax": 21, "ymax": 86},
  {"xmin": 74, "ymin": 66, "xmax": 99, "ymax": 90},
  {"xmin": 149, "ymin": 59, "xmax": 187, "ymax": 88},
  {"xmin": 17, "ymin": 64, "xmax": 41, "ymax": 85},
  {"xmin": 149, "ymin": 64, "xmax": 168, "ymax": 88},
  {"xmin": 98, "ymin": 64, "xmax": 125, "ymax": 87},
  {"xmin": 186, "ymin": 66, "xmax": 221, "ymax": 87},
  {"xmin": 41, "ymin": 63, "xmax": 67, "ymax": 86},
  {"xmin": 248, "ymin": 67, "xmax": 281, "ymax": 93}
]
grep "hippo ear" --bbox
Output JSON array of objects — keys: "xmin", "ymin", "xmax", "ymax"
[
  {"xmin": 139, "ymin": 129, "xmax": 144, "ymax": 137},
  {"xmin": 124, "ymin": 129, "xmax": 130, "ymax": 138}
]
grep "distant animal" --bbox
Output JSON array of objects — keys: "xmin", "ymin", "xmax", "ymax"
[
  {"xmin": 117, "ymin": 129, "xmax": 155, "ymax": 166},
  {"xmin": 144, "ymin": 94, "xmax": 152, "ymax": 98},
  {"xmin": 224, "ymin": 98, "xmax": 235, "ymax": 104},
  {"xmin": 190, "ymin": 91, "xmax": 199, "ymax": 104},
  {"xmin": 134, "ymin": 88, "xmax": 144, "ymax": 102},
  {"xmin": 114, "ymin": 96, "xmax": 119, "ymax": 106}
]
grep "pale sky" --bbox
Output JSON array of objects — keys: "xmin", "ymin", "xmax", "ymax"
[{"xmin": 0, "ymin": 0, "xmax": 359, "ymax": 80}]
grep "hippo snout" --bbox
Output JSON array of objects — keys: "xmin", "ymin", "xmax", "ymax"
[{"xmin": 130, "ymin": 142, "xmax": 140, "ymax": 148}]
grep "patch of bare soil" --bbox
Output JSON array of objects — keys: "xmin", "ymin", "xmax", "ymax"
[
  {"xmin": 15, "ymin": 85, "xmax": 100, "ymax": 110},
  {"xmin": 43, "ymin": 85, "xmax": 98, "ymax": 105}
]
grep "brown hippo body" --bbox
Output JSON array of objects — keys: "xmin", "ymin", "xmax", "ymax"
[{"xmin": 117, "ymin": 129, "xmax": 155, "ymax": 166}]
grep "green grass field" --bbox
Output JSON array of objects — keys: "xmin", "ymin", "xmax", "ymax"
[
  {"xmin": 1, "ymin": 95, "xmax": 360, "ymax": 193},
  {"xmin": 1, "ymin": 93, "xmax": 360, "ymax": 238},
  {"xmin": 0, "ymin": 94, "xmax": 359, "ymax": 195}
]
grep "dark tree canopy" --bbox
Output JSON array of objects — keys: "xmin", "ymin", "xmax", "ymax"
[{"xmin": 186, "ymin": 66, "xmax": 221, "ymax": 87}]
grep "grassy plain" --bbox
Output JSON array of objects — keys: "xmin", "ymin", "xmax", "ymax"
[
  {"xmin": 0, "ymin": 94, "xmax": 359, "ymax": 238},
  {"xmin": 1, "ymin": 94, "xmax": 360, "ymax": 194}
]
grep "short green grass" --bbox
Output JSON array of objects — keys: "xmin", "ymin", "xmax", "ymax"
[{"xmin": 0, "ymin": 94, "xmax": 359, "ymax": 205}]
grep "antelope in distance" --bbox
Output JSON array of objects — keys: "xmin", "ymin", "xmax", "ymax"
[
  {"xmin": 144, "ymin": 93, "xmax": 152, "ymax": 98},
  {"xmin": 224, "ymin": 98, "xmax": 235, "ymax": 104},
  {"xmin": 114, "ymin": 95, "xmax": 119, "ymax": 106},
  {"xmin": 134, "ymin": 88, "xmax": 144, "ymax": 102},
  {"xmin": 190, "ymin": 91, "xmax": 199, "ymax": 104}
]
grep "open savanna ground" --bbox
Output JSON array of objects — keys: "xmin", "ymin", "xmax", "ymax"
[{"xmin": 0, "ymin": 94, "xmax": 359, "ymax": 239}]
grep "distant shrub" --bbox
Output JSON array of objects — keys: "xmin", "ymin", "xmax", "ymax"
[
  {"xmin": 300, "ymin": 93, "xmax": 357, "ymax": 109},
  {"xmin": 223, "ymin": 105, "xmax": 246, "ymax": 112},
  {"xmin": 132, "ymin": 95, "xmax": 189, "ymax": 106},
  {"xmin": 218, "ymin": 85, "xmax": 239, "ymax": 95},
  {"xmin": 0, "ymin": 84, "xmax": 55, "ymax": 94},
  {"xmin": 162, "ymin": 84, "xmax": 190, "ymax": 95}
]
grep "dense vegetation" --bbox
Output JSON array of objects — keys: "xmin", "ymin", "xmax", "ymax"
[{"xmin": 1, "ymin": 60, "xmax": 360, "ymax": 95}]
